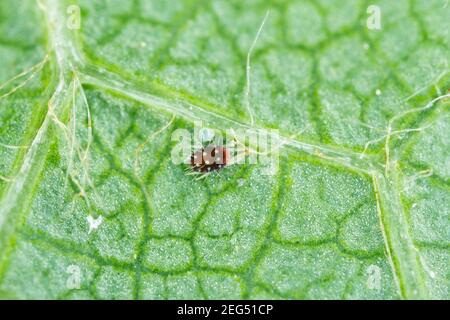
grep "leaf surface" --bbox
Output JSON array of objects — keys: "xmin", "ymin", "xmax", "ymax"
[{"xmin": 0, "ymin": 0, "xmax": 448, "ymax": 299}]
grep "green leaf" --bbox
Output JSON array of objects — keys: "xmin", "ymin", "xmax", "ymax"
[{"xmin": 0, "ymin": 0, "xmax": 448, "ymax": 300}]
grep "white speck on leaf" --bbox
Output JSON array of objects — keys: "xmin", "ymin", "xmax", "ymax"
[{"xmin": 87, "ymin": 215, "xmax": 103, "ymax": 234}]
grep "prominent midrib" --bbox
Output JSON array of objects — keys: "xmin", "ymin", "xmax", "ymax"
[
  {"xmin": 372, "ymin": 169, "xmax": 429, "ymax": 299},
  {"xmin": 0, "ymin": 0, "xmax": 81, "ymax": 275},
  {"xmin": 79, "ymin": 67, "xmax": 381, "ymax": 174}
]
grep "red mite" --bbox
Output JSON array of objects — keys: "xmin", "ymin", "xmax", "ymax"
[{"xmin": 190, "ymin": 145, "xmax": 230, "ymax": 173}]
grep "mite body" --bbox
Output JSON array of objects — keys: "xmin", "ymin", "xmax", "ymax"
[{"xmin": 190, "ymin": 145, "xmax": 230, "ymax": 173}]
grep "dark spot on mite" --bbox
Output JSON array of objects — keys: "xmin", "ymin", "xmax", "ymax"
[{"xmin": 190, "ymin": 145, "xmax": 230, "ymax": 173}]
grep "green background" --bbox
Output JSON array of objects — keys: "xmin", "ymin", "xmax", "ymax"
[{"xmin": 0, "ymin": 0, "xmax": 448, "ymax": 299}]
